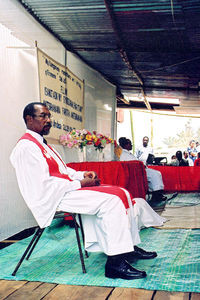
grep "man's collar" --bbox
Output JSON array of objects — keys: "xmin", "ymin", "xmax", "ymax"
[
  {"xmin": 123, "ymin": 149, "xmax": 130, "ymax": 153},
  {"xmin": 26, "ymin": 129, "xmax": 44, "ymax": 144}
]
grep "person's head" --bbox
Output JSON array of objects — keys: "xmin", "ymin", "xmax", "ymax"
[
  {"xmin": 183, "ymin": 151, "xmax": 188, "ymax": 159},
  {"xmin": 171, "ymin": 155, "xmax": 176, "ymax": 160},
  {"xmin": 23, "ymin": 102, "xmax": 52, "ymax": 136},
  {"xmin": 196, "ymin": 141, "xmax": 199, "ymax": 147},
  {"xmin": 189, "ymin": 140, "xmax": 196, "ymax": 148},
  {"xmin": 143, "ymin": 136, "xmax": 149, "ymax": 147},
  {"xmin": 176, "ymin": 150, "xmax": 182, "ymax": 161},
  {"xmin": 118, "ymin": 137, "xmax": 132, "ymax": 151}
]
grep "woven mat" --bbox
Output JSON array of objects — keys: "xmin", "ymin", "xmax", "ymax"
[
  {"xmin": 159, "ymin": 206, "xmax": 200, "ymax": 229},
  {"xmin": 0, "ymin": 220, "xmax": 199, "ymax": 293},
  {"xmin": 153, "ymin": 193, "xmax": 200, "ymax": 229}
]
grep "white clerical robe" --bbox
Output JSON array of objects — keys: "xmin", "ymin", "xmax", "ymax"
[
  {"xmin": 10, "ymin": 130, "xmax": 142, "ymax": 255},
  {"xmin": 120, "ymin": 149, "xmax": 164, "ymax": 192}
]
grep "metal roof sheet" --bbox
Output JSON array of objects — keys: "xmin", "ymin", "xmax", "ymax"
[{"xmin": 16, "ymin": 0, "xmax": 200, "ymax": 112}]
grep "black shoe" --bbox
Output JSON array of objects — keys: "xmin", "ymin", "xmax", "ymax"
[
  {"xmin": 151, "ymin": 191, "xmax": 167, "ymax": 202},
  {"xmin": 105, "ymin": 259, "xmax": 147, "ymax": 280},
  {"xmin": 125, "ymin": 246, "xmax": 157, "ymax": 262},
  {"xmin": 160, "ymin": 195, "xmax": 167, "ymax": 201}
]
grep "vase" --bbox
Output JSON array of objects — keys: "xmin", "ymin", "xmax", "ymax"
[
  {"xmin": 97, "ymin": 150, "xmax": 105, "ymax": 162},
  {"xmin": 86, "ymin": 145, "xmax": 98, "ymax": 161},
  {"xmin": 78, "ymin": 147, "xmax": 86, "ymax": 162}
]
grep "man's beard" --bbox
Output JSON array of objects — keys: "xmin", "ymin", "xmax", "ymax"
[{"xmin": 42, "ymin": 123, "xmax": 52, "ymax": 135}]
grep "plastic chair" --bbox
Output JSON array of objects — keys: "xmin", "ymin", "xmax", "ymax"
[{"xmin": 12, "ymin": 212, "xmax": 87, "ymax": 276}]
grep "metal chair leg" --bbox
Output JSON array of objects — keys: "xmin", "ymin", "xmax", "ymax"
[
  {"xmin": 71, "ymin": 214, "xmax": 87, "ymax": 273},
  {"xmin": 26, "ymin": 228, "xmax": 45, "ymax": 260},
  {"xmin": 12, "ymin": 212, "xmax": 87, "ymax": 276},
  {"xmin": 78, "ymin": 214, "xmax": 89, "ymax": 258},
  {"xmin": 12, "ymin": 227, "xmax": 44, "ymax": 276}
]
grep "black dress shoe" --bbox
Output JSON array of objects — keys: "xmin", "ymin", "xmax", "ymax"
[
  {"xmin": 160, "ymin": 195, "xmax": 167, "ymax": 201},
  {"xmin": 132, "ymin": 246, "xmax": 157, "ymax": 260},
  {"xmin": 105, "ymin": 259, "xmax": 147, "ymax": 280},
  {"xmin": 151, "ymin": 191, "xmax": 167, "ymax": 202}
]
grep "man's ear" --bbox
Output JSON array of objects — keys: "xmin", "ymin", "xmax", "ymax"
[{"xmin": 26, "ymin": 115, "xmax": 33, "ymax": 125}]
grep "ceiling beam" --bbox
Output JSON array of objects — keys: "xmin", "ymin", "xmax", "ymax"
[{"xmin": 104, "ymin": 0, "xmax": 152, "ymax": 111}]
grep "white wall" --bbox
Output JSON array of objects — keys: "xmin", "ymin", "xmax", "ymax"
[{"xmin": 0, "ymin": 0, "xmax": 116, "ymax": 240}]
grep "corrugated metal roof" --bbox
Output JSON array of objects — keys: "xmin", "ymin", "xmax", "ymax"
[{"xmin": 17, "ymin": 0, "xmax": 200, "ymax": 112}]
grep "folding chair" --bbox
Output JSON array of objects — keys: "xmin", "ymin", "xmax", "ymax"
[{"xmin": 12, "ymin": 212, "xmax": 87, "ymax": 276}]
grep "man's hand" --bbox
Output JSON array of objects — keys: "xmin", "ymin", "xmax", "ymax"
[
  {"xmin": 80, "ymin": 177, "xmax": 101, "ymax": 187},
  {"xmin": 82, "ymin": 171, "xmax": 100, "ymax": 187},
  {"xmin": 84, "ymin": 171, "xmax": 98, "ymax": 180},
  {"xmin": 80, "ymin": 171, "xmax": 100, "ymax": 187}
]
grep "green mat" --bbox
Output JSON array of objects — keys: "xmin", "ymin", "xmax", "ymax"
[{"xmin": 0, "ymin": 220, "xmax": 199, "ymax": 293}]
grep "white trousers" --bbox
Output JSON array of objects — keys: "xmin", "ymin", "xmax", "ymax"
[
  {"xmin": 146, "ymin": 168, "xmax": 164, "ymax": 192},
  {"xmin": 57, "ymin": 188, "xmax": 141, "ymax": 256}
]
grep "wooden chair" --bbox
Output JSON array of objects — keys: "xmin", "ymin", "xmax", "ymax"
[{"xmin": 12, "ymin": 212, "xmax": 88, "ymax": 276}]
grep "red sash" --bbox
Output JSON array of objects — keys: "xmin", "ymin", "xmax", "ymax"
[
  {"xmin": 80, "ymin": 185, "xmax": 134, "ymax": 209},
  {"xmin": 19, "ymin": 133, "xmax": 72, "ymax": 181},
  {"xmin": 19, "ymin": 133, "xmax": 132, "ymax": 209}
]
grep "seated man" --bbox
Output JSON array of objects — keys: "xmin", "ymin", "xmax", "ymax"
[
  {"xmin": 135, "ymin": 136, "xmax": 153, "ymax": 165},
  {"xmin": 10, "ymin": 102, "xmax": 159, "ymax": 281},
  {"xmin": 183, "ymin": 150, "xmax": 193, "ymax": 166},
  {"xmin": 175, "ymin": 151, "xmax": 189, "ymax": 166},
  {"xmin": 119, "ymin": 137, "xmax": 167, "ymax": 202}
]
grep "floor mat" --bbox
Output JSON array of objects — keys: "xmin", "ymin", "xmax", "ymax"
[
  {"xmin": 157, "ymin": 193, "xmax": 200, "ymax": 229},
  {"xmin": 0, "ymin": 220, "xmax": 199, "ymax": 293},
  {"xmin": 160, "ymin": 206, "xmax": 200, "ymax": 229}
]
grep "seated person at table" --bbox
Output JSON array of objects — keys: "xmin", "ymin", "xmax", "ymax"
[
  {"xmin": 175, "ymin": 151, "xmax": 189, "ymax": 166},
  {"xmin": 183, "ymin": 150, "xmax": 193, "ymax": 166},
  {"xmin": 170, "ymin": 155, "xmax": 178, "ymax": 166},
  {"xmin": 118, "ymin": 137, "xmax": 167, "ymax": 202},
  {"xmin": 10, "ymin": 102, "xmax": 162, "ymax": 281},
  {"xmin": 135, "ymin": 136, "xmax": 154, "ymax": 165},
  {"xmin": 194, "ymin": 152, "xmax": 200, "ymax": 166}
]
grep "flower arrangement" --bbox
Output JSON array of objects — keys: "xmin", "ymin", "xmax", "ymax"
[{"xmin": 59, "ymin": 129, "xmax": 114, "ymax": 151}]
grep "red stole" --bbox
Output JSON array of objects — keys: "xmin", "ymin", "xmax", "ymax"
[
  {"xmin": 19, "ymin": 133, "xmax": 72, "ymax": 181},
  {"xmin": 19, "ymin": 133, "xmax": 132, "ymax": 209},
  {"xmin": 81, "ymin": 185, "xmax": 134, "ymax": 209}
]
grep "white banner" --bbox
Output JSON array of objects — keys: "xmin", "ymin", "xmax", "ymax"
[{"xmin": 37, "ymin": 48, "xmax": 84, "ymax": 141}]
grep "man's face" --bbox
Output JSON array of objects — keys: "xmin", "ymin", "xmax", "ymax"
[
  {"xmin": 143, "ymin": 137, "xmax": 149, "ymax": 147},
  {"xmin": 126, "ymin": 140, "xmax": 132, "ymax": 151},
  {"xmin": 27, "ymin": 105, "xmax": 52, "ymax": 136}
]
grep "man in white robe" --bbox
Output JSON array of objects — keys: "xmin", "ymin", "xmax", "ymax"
[
  {"xmin": 10, "ymin": 102, "xmax": 158, "ymax": 280},
  {"xmin": 119, "ymin": 137, "xmax": 167, "ymax": 202}
]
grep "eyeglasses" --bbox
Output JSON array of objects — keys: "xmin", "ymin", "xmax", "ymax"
[{"xmin": 33, "ymin": 113, "xmax": 52, "ymax": 120}]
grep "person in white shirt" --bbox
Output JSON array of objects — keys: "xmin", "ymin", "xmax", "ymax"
[
  {"xmin": 10, "ymin": 102, "xmax": 160, "ymax": 281},
  {"xmin": 135, "ymin": 136, "xmax": 154, "ymax": 165},
  {"xmin": 119, "ymin": 137, "xmax": 167, "ymax": 202},
  {"xmin": 183, "ymin": 150, "xmax": 193, "ymax": 166}
]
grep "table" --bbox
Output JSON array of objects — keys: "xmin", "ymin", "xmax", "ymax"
[
  {"xmin": 149, "ymin": 166, "xmax": 200, "ymax": 192},
  {"xmin": 67, "ymin": 161, "xmax": 148, "ymax": 199}
]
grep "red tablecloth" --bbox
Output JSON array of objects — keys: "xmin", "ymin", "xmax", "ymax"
[
  {"xmin": 149, "ymin": 166, "xmax": 200, "ymax": 192},
  {"xmin": 67, "ymin": 161, "xmax": 148, "ymax": 199}
]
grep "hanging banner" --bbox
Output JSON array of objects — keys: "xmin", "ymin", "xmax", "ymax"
[{"xmin": 37, "ymin": 48, "xmax": 84, "ymax": 140}]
